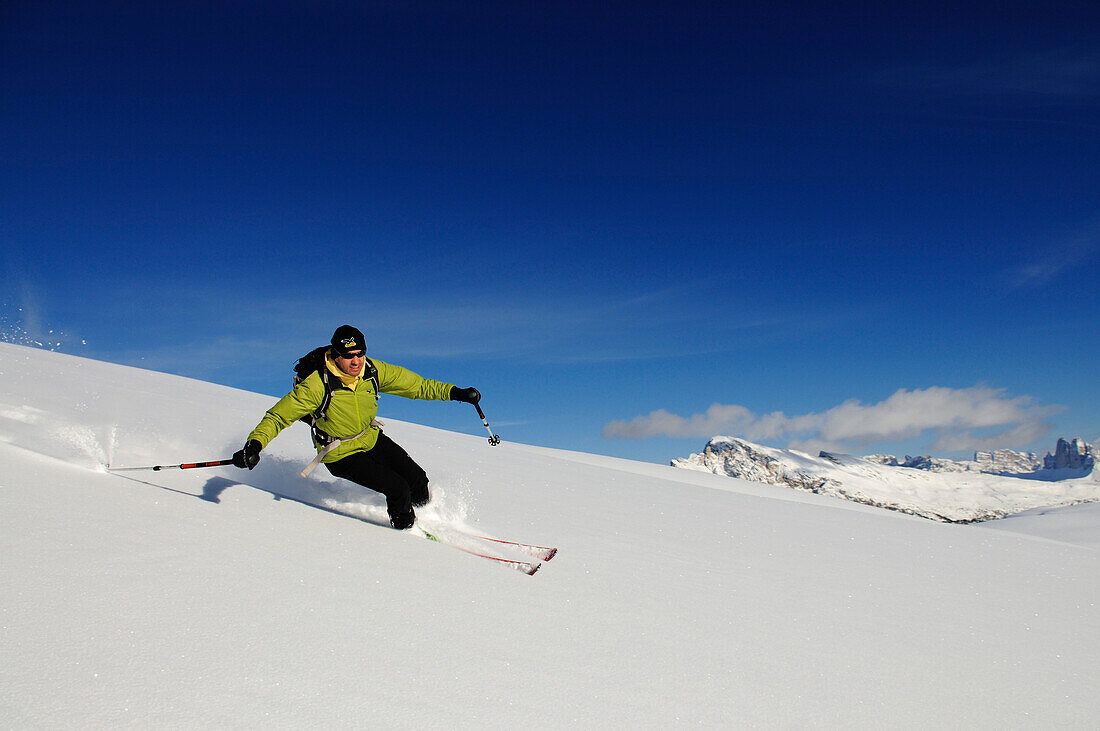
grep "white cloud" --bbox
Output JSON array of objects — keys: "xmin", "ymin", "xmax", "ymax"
[
  {"xmin": 929, "ymin": 422, "xmax": 1054, "ymax": 453},
  {"xmin": 602, "ymin": 385, "xmax": 1063, "ymax": 453},
  {"xmin": 601, "ymin": 404, "xmax": 758, "ymax": 441}
]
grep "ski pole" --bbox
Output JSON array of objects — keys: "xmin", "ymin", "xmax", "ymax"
[
  {"xmin": 474, "ymin": 402, "xmax": 501, "ymax": 446},
  {"xmin": 106, "ymin": 458, "xmax": 235, "ymax": 472}
]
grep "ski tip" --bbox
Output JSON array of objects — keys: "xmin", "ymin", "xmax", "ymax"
[
  {"xmin": 525, "ymin": 562, "xmax": 541, "ymax": 576},
  {"xmin": 544, "ymin": 548, "xmax": 558, "ymax": 561}
]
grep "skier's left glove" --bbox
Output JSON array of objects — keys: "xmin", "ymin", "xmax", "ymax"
[
  {"xmin": 450, "ymin": 386, "xmax": 481, "ymax": 404},
  {"xmin": 232, "ymin": 439, "xmax": 262, "ymax": 470}
]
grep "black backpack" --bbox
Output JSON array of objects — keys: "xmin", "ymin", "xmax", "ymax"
[{"xmin": 292, "ymin": 346, "xmax": 379, "ymax": 444}]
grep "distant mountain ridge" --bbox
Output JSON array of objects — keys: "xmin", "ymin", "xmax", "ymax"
[
  {"xmin": 672, "ymin": 436, "xmax": 1098, "ymax": 523},
  {"xmin": 863, "ymin": 437, "xmax": 1093, "ymax": 474},
  {"xmin": 863, "ymin": 449, "xmax": 1042, "ymax": 474}
]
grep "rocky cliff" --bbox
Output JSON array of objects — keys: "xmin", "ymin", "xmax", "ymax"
[{"xmin": 1044, "ymin": 437, "xmax": 1094, "ymax": 470}]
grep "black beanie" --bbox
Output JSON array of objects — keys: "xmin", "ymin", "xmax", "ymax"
[{"xmin": 330, "ymin": 325, "xmax": 365, "ymax": 356}]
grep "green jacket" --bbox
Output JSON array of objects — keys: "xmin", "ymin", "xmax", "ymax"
[{"xmin": 248, "ymin": 353, "xmax": 454, "ymax": 463}]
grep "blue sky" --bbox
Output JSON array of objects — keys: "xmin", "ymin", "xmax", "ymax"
[{"xmin": 2, "ymin": 1, "xmax": 1098, "ymax": 464}]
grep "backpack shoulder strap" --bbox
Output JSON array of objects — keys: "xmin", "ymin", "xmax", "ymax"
[
  {"xmin": 314, "ymin": 364, "xmax": 335, "ymax": 420},
  {"xmin": 363, "ymin": 357, "xmax": 380, "ymax": 400},
  {"xmin": 293, "ymin": 346, "xmax": 337, "ymax": 424}
]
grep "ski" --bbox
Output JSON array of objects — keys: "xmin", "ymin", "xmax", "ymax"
[
  {"xmin": 421, "ymin": 529, "xmax": 541, "ymax": 575},
  {"xmin": 452, "ymin": 531, "xmax": 557, "ymax": 562}
]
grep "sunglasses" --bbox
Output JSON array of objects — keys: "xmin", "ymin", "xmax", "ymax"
[{"xmin": 337, "ymin": 350, "xmax": 365, "ymax": 359}]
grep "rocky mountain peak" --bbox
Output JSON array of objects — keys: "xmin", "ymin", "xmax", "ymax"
[{"xmin": 1044, "ymin": 437, "xmax": 1094, "ymax": 470}]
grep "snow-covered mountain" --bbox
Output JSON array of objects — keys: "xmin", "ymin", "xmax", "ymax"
[
  {"xmin": 2, "ymin": 342, "xmax": 1098, "ymax": 727},
  {"xmin": 672, "ymin": 436, "xmax": 1099, "ymax": 522}
]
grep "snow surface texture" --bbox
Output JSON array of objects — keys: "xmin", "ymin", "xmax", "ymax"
[
  {"xmin": 673, "ymin": 436, "xmax": 1100, "ymax": 523},
  {"xmin": 1, "ymin": 342, "xmax": 1098, "ymax": 728}
]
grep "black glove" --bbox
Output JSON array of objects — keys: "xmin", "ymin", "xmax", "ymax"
[
  {"xmin": 449, "ymin": 386, "xmax": 481, "ymax": 404},
  {"xmin": 232, "ymin": 439, "xmax": 262, "ymax": 470}
]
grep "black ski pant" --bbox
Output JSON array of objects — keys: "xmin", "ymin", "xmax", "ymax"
[{"xmin": 324, "ymin": 433, "xmax": 430, "ymax": 521}]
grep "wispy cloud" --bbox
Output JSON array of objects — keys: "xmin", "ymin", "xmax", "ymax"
[
  {"xmin": 229, "ymin": 285, "xmax": 836, "ymax": 366},
  {"xmin": 876, "ymin": 46, "xmax": 1100, "ymax": 99},
  {"xmin": 1002, "ymin": 219, "xmax": 1100, "ymax": 290},
  {"xmin": 603, "ymin": 385, "xmax": 1064, "ymax": 453}
]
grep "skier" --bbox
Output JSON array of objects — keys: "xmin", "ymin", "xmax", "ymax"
[{"xmin": 232, "ymin": 324, "xmax": 482, "ymax": 530}]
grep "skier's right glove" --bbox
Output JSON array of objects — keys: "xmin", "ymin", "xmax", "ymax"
[
  {"xmin": 232, "ymin": 439, "xmax": 262, "ymax": 470},
  {"xmin": 450, "ymin": 386, "xmax": 481, "ymax": 404}
]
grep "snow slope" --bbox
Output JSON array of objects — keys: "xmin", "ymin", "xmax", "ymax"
[{"xmin": 1, "ymin": 342, "xmax": 1098, "ymax": 728}]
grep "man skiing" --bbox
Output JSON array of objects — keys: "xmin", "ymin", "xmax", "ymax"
[{"xmin": 232, "ymin": 324, "xmax": 481, "ymax": 530}]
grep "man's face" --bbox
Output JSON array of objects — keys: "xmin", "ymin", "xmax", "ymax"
[{"xmin": 334, "ymin": 350, "xmax": 365, "ymax": 377}]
